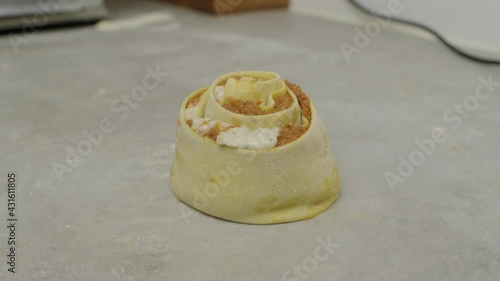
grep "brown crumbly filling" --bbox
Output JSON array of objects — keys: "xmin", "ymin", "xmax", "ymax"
[
  {"xmin": 275, "ymin": 81, "xmax": 312, "ymax": 147},
  {"xmin": 202, "ymin": 123, "xmax": 235, "ymax": 141},
  {"xmin": 187, "ymin": 92, "xmax": 203, "ymax": 108},
  {"xmin": 222, "ymin": 94, "xmax": 293, "ymax": 115},
  {"xmin": 202, "ymin": 123, "xmax": 222, "ymax": 141},
  {"xmin": 276, "ymin": 125, "xmax": 309, "ymax": 147},
  {"xmin": 285, "ymin": 80, "xmax": 311, "ymax": 122}
]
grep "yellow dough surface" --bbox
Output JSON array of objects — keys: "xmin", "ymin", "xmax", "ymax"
[{"xmin": 170, "ymin": 71, "xmax": 340, "ymax": 224}]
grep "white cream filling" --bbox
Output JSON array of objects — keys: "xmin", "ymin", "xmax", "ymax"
[
  {"xmin": 191, "ymin": 118, "xmax": 218, "ymax": 135},
  {"xmin": 217, "ymin": 127, "xmax": 279, "ymax": 149},
  {"xmin": 185, "ymin": 106, "xmax": 198, "ymax": 120},
  {"xmin": 185, "ymin": 103, "xmax": 280, "ymax": 149},
  {"xmin": 186, "ymin": 104, "xmax": 231, "ymax": 135}
]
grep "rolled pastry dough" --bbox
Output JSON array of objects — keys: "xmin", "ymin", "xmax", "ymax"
[{"xmin": 170, "ymin": 71, "xmax": 340, "ymax": 224}]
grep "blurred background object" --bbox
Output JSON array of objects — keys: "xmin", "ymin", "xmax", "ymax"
[
  {"xmin": 0, "ymin": 0, "xmax": 107, "ymax": 32},
  {"xmin": 293, "ymin": 0, "xmax": 500, "ymax": 62},
  {"xmin": 0, "ymin": 0, "xmax": 498, "ymax": 62},
  {"xmin": 163, "ymin": 0, "xmax": 289, "ymax": 15},
  {"xmin": 1, "ymin": 0, "xmax": 499, "ymax": 61}
]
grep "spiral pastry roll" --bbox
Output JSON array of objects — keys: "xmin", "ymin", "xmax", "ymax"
[{"xmin": 170, "ymin": 71, "xmax": 340, "ymax": 224}]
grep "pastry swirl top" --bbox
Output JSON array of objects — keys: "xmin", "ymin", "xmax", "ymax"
[{"xmin": 183, "ymin": 71, "xmax": 310, "ymax": 149}]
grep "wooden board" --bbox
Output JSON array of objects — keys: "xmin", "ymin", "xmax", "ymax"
[{"xmin": 164, "ymin": 0, "xmax": 289, "ymax": 15}]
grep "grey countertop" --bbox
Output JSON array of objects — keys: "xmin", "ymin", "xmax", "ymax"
[{"xmin": 1, "ymin": 1, "xmax": 499, "ymax": 280}]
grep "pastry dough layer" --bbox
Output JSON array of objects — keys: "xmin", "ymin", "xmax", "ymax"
[{"xmin": 170, "ymin": 72, "xmax": 340, "ymax": 224}]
